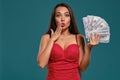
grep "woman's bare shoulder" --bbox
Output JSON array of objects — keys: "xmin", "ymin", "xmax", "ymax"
[
  {"xmin": 41, "ymin": 34, "xmax": 50, "ymax": 39},
  {"xmin": 77, "ymin": 34, "xmax": 84, "ymax": 39},
  {"xmin": 77, "ymin": 34, "xmax": 85, "ymax": 47},
  {"xmin": 39, "ymin": 34, "xmax": 50, "ymax": 43}
]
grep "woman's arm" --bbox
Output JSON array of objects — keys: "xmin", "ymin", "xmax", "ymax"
[
  {"xmin": 37, "ymin": 34, "xmax": 54, "ymax": 68},
  {"xmin": 79, "ymin": 42, "xmax": 92, "ymax": 72},
  {"xmin": 78, "ymin": 33, "xmax": 100, "ymax": 72},
  {"xmin": 37, "ymin": 27, "xmax": 62, "ymax": 68}
]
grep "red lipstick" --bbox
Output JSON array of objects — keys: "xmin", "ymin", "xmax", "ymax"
[{"xmin": 61, "ymin": 23, "xmax": 65, "ymax": 27}]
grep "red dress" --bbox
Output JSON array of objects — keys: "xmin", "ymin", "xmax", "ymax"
[{"xmin": 47, "ymin": 37, "xmax": 81, "ymax": 80}]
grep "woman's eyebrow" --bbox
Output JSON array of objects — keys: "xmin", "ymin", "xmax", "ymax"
[
  {"xmin": 63, "ymin": 11, "xmax": 69, "ymax": 13},
  {"xmin": 56, "ymin": 12, "xmax": 69, "ymax": 14}
]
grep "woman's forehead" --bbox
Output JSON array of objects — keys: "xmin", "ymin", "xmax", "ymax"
[{"xmin": 55, "ymin": 6, "xmax": 69, "ymax": 13}]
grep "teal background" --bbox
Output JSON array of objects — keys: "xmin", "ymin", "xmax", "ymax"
[{"xmin": 1, "ymin": 0, "xmax": 120, "ymax": 80}]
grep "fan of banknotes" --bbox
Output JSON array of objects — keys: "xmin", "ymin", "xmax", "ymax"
[{"xmin": 83, "ymin": 15, "xmax": 110, "ymax": 43}]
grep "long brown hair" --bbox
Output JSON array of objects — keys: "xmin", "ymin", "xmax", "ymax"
[{"xmin": 46, "ymin": 3, "xmax": 80, "ymax": 34}]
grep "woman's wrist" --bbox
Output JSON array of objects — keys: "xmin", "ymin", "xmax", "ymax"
[
  {"xmin": 48, "ymin": 38, "xmax": 56, "ymax": 44},
  {"xmin": 87, "ymin": 43, "xmax": 93, "ymax": 48}
]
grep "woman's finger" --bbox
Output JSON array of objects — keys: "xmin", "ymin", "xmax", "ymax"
[
  {"xmin": 96, "ymin": 33, "xmax": 100, "ymax": 43},
  {"xmin": 90, "ymin": 33, "xmax": 94, "ymax": 43},
  {"xmin": 58, "ymin": 27, "xmax": 62, "ymax": 34},
  {"xmin": 55, "ymin": 25, "xmax": 62, "ymax": 34},
  {"xmin": 50, "ymin": 29, "xmax": 54, "ymax": 35},
  {"xmin": 55, "ymin": 24, "xmax": 61, "ymax": 32}
]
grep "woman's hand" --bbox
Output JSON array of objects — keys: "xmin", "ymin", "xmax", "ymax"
[
  {"xmin": 88, "ymin": 33, "xmax": 101, "ymax": 47},
  {"xmin": 50, "ymin": 26, "xmax": 62, "ymax": 42}
]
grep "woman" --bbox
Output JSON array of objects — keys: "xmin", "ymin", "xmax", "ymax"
[{"xmin": 37, "ymin": 3, "xmax": 100, "ymax": 80}]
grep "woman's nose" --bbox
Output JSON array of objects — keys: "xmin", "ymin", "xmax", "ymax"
[{"xmin": 61, "ymin": 16, "xmax": 65, "ymax": 21}]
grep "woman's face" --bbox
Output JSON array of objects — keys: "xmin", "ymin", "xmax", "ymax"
[{"xmin": 55, "ymin": 6, "xmax": 70, "ymax": 29}]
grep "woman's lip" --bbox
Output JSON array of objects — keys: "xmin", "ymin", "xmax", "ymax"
[{"xmin": 61, "ymin": 23, "xmax": 65, "ymax": 27}]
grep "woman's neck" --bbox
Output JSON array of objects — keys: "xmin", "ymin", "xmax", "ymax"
[{"xmin": 61, "ymin": 29, "xmax": 70, "ymax": 36}]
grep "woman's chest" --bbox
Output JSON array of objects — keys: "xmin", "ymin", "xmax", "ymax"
[{"xmin": 50, "ymin": 43, "xmax": 79, "ymax": 62}]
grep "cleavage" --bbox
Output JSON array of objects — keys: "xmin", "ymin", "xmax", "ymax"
[
  {"xmin": 55, "ymin": 35, "xmax": 77, "ymax": 50},
  {"xmin": 54, "ymin": 40, "xmax": 77, "ymax": 51}
]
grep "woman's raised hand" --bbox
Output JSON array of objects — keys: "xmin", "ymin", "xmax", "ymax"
[
  {"xmin": 88, "ymin": 33, "xmax": 101, "ymax": 46},
  {"xmin": 50, "ymin": 25, "xmax": 62, "ymax": 42}
]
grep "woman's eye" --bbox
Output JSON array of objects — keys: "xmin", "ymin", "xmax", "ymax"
[
  {"xmin": 65, "ymin": 14, "xmax": 70, "ymax": 17},
  {"xmin": 55, "ymin": 14, "xmax": 60, "ymax": 17}
]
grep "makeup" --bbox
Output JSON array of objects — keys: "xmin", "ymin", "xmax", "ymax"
[{"xmin": 61, "ymin": 23, "xmax": 65, "ymax": 27}]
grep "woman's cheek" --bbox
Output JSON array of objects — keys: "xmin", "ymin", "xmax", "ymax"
[{"xmin": 55, "ymin": 20, "xmax": 61, "ymax": 26}]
